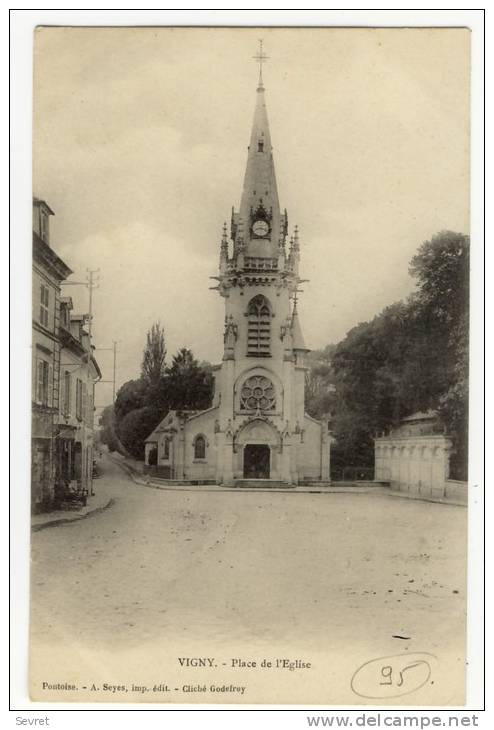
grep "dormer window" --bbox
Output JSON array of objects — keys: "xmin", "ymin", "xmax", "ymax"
[{"xmin": 40, "ymin": 209, "xmax": 49, "ymax": 243}]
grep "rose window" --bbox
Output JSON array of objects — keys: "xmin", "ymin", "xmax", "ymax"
[{"xmin": 240, "ymin": 376, "xmax": 276, "ymax": 412}]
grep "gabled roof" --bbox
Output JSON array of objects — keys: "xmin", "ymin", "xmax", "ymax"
[
  {"xmin": 33, "ymin": 197, "xmax": 55, "ymax": 215},
  {"xmin": 144, "ymin": 411, "xmax": 179, "ymax": 443}
]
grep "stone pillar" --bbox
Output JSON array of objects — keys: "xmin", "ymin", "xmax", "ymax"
[
  {"xmin": 214, "ymin": 423, "xmax": 222, "ymax": 483},
  {"xmin": 220, "ymin": 357, "xmax": 235, "ymax": 423},
  {"xmin": 176, "ymin": 422, "xmax": 186, "ymax": 480},
  {"xmin": 321, "ymin": 425, "xmax": 330, "ymax": 481},
  {"xmin": 282, "ymin": 355, "xmax": 293, "ymax": 425},
  {"xmin": 222, "ymin": 428, "xmax": 234, "ymax": 485},
  {"xmin": 290, "ymin": 434, "xmax": 299, "ymax": 484}
]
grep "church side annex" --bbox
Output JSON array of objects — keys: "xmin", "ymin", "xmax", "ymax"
[{"xmin": 144, "ymin": 47, "xmax": 330, "ymax": 487}]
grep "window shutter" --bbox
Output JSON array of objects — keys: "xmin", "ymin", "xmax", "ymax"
[
  {"xmin": 76, "ymin": 379, "xmax": 80, "ymax": 419},
  {"xmin": 37, "ymin": 359, "xmax": 44, "ymax": 404},
  {"xmin": 33, "ymin": 356, "xmax": 39, "ymax": 403},
  {"xmin": 66, "ymin": 373, "xmax": 71, "ymax": 416},
  {"xmin": 48, "ymin": 363, "xmax": 53, "ymax": 407},
  {"xmin": 82, "ymin": 384, "xmax": 88, "ymax": 422},
  {"xmin": 59, "ymin": 372, "xmax": 64, "ymax": 414}
]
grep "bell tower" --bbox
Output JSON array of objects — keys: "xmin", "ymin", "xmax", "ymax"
[{"xmin": 210, "ymin": 43, "xmax": 327, "ymax": 485}]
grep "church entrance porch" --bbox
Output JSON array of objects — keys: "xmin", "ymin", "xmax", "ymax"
[{"xmin": 243, "ymin": 444, "xmax": 270, "ymax": 479}]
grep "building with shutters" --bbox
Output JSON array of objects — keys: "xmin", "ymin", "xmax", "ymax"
[
  {"xmin": 32, "ymin": 198, "xmax": 101, "ymax": 512},
  {"xmin": 58, "ymin": 300, "xmax": 101, "ymax": 504},
  {"xmin": 144, "ymin": 64, "xmax": 329, "ymax": 486}
]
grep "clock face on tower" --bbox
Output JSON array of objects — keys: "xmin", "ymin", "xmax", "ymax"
[{"xmin": 252, "ymin": 219, "xmax": 269, "ymax": 238}]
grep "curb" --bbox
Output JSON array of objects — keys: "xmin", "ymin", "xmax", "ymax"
[
  {"xmin": 110, "ymin": 456, "xmax": 467, "ymax": 506},
  {"xmin": 31, "ymin": 498, "xmax": 116, "ymax": 532}
]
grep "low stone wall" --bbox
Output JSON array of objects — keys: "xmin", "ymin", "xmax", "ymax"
[
  {"xmin": 143, "ymin": 464, "xmax": 172, "ymax": 479},
  {"xmin": 375, "ymin": 433, "xmax": 453, "ymax": 501},
  {"xmin": 444, "ymin": 479, "xmax": 468, "ymax": 504}
]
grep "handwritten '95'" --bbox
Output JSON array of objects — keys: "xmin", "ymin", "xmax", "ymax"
[{"xmin": 351, "ymin": 653, "xmax": 436, "ymax": 699}]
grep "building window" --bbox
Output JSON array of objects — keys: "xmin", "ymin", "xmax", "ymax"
[
  {"xmin": 247, "ymin": 295, "xmax": 271, "ymax": 357},
  {"xmin": 240, "ymin": 375, "xmax": 276, "ymax": 412},
  {"xmin": 162, "ymin": 438, "xmax": 170, "ymax": 460},
  {"xmin": 63, "ymin": 371, "xmax": 71, "ymax": 416},
  {"xmin": 75, "ymin": 379, "xmax": 83, "ymax": 420},
  {"xmin": 39, "ymin": 285, "xmax": 50, "ymax": 327},
  {"xmin": 36, "ymin": 359, "xmax": 50, "ymax": 405},
  {"xmin": 194, "ymin": 435, "xmax": 206, "ymax": 460},
  {"xmin": 258, "ymin": 140, "xmax": 264, "ymax": 152}
]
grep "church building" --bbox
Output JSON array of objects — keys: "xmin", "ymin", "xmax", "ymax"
[{"xmin": 144, "ymin": 58, "xmax": 330, "ymax": 486}]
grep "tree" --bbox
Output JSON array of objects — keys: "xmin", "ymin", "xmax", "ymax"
[
  {"xmin": 141, "ymin": 322, "xmax": 167, "ymax": 387},
  {"xmin": 114, "ymin": 379, "xmax": 147, "ymax": 423},
  {"xmin": 98, "ymin": 405, "xmax": 120, "ymax": 453},
  {"xmin": 409, "ymin": 230, "xmax": 469, "ymax": 328},
  {"xmin": 305, "ymin": 345, "xmax": 336, "ymax": 420},
  {"xmin": 117, "ymin": 406, "xmax": 162, "ymax": 460},
  {"xmin": 410, "ymin": 231, "xmax": 469, "ymax": 478},
  {"xmin": 166, "ymin": 348, "xmax": 213, "ymax": 410},
  {"xmin": 326, "ymin": 230, "xmax": 469, "ymax": 478}
]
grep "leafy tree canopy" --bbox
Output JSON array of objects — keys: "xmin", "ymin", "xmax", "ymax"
[
  {"xmin": 111, "ymin": 330, "xmax": 214, "ymax": 460},
  {"xmin": 305, "ymin": 230, "xmax": 469, "ymax": 479},
  {"xmin": 141, "ymin": 321, "xmax": 167, "ymax": 387}
]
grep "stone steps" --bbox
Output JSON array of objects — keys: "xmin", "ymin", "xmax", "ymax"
[{"xmin": 232, "ymin": 479, "xmax": 294, "ymax": 489}]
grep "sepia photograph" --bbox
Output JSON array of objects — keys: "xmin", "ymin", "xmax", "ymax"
[{"xmin": 27, "ymin": 25, "xmax": 472, "ymax": 706}]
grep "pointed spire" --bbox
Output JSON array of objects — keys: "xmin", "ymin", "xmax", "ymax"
[
  {"xmin": 291, "ymin": 296, "xmax": 309, "ymax": 352},
  {"xmin": 293, "ymin": 225, "xmax": 300, "ymax": 251},
  {"xmin": 221, "ymin": 222, "xmax": 228, "ymax": 253},
  {"xmin": 236, "ymin": 44, "xmax": 281, "ymax": 253},
  {"xmin": 253, "ymin": 39, "xmax": 269, "ymax": 91},
  {"xmin": 219, "ymin": 222, "xmax": 229, "ymax": 272}
]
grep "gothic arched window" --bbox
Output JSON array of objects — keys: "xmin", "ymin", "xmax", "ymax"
[
  {"xmin": 247, "ymin": 295, "xmax": 271, "ymax": 357},
  {"xmin": 194, "ymin": 435, "xmax": 206, "ymax": 460}
]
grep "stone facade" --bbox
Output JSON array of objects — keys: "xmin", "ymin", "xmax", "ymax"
[
  {"xmin": 32, "ymin": 199, "xmax": 72, "ymax": 511},
  {"xmin": 32, "ymin": 198, "xmax": 101, "ymax": 511},
  {"xmin": 57, "ymin": 300, "xmax": 101, "ymax": 502},
  {"xmin": 374, "ymin": 411, "xmax": 454, "ymax": 500},
  {"xmin": 145, "ymin": 73, "xmax": 329, "ymax": 486}
]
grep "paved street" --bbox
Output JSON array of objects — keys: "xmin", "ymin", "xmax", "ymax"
[{"xmin": 30, "ymin": 455, "xmax": 467, "ymax": 705}]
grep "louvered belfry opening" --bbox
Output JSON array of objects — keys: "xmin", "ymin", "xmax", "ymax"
[{"xmin": 247, "ymin": 295, "xmax": 271, "ymax": 356}]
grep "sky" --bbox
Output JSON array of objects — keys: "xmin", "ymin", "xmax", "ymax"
[{"xmin": 33, "ymin": 27, "xmax": 470, "ymax": 413}]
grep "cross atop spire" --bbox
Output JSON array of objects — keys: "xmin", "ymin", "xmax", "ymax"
[{"xmin": 253, "ymin": 39, "xmax": 269, "ymax": 89}]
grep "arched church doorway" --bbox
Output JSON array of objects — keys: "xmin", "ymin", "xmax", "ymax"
[{"xmin": 243, "ymin": 444, "xmax": 270, "ymax": 479}]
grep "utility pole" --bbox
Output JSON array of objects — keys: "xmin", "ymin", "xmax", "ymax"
[
  {"xmin": 86, "ymin": 268, "xmax": 100, "ymax": 339},
  {"xmin": 95, "ymin": 340, "xmax": 119, "ymax": 404},
  {"xmin": 61, "ymin": 268, "xmax": 100, "ymax": 334},
  {"xmin": 112, "ymin": 340, "xmax": 117, "ymax": 403}
]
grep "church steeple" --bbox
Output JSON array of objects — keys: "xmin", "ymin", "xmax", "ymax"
[
  {"xmin": 216, "ymin": 44, "xmax": 299, "ymax": 302},
  {"xmin": 229, "ymin": 44, "xmax": 288, "ymax": 260},
  {"xmin": 238, "ymin": 78, "xmax": 280, "ymax": 237}
]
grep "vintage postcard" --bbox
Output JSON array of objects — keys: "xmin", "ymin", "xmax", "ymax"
[{"xmin": 29, "ymin": 26, "xmax": 471, "ymax": 705}]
